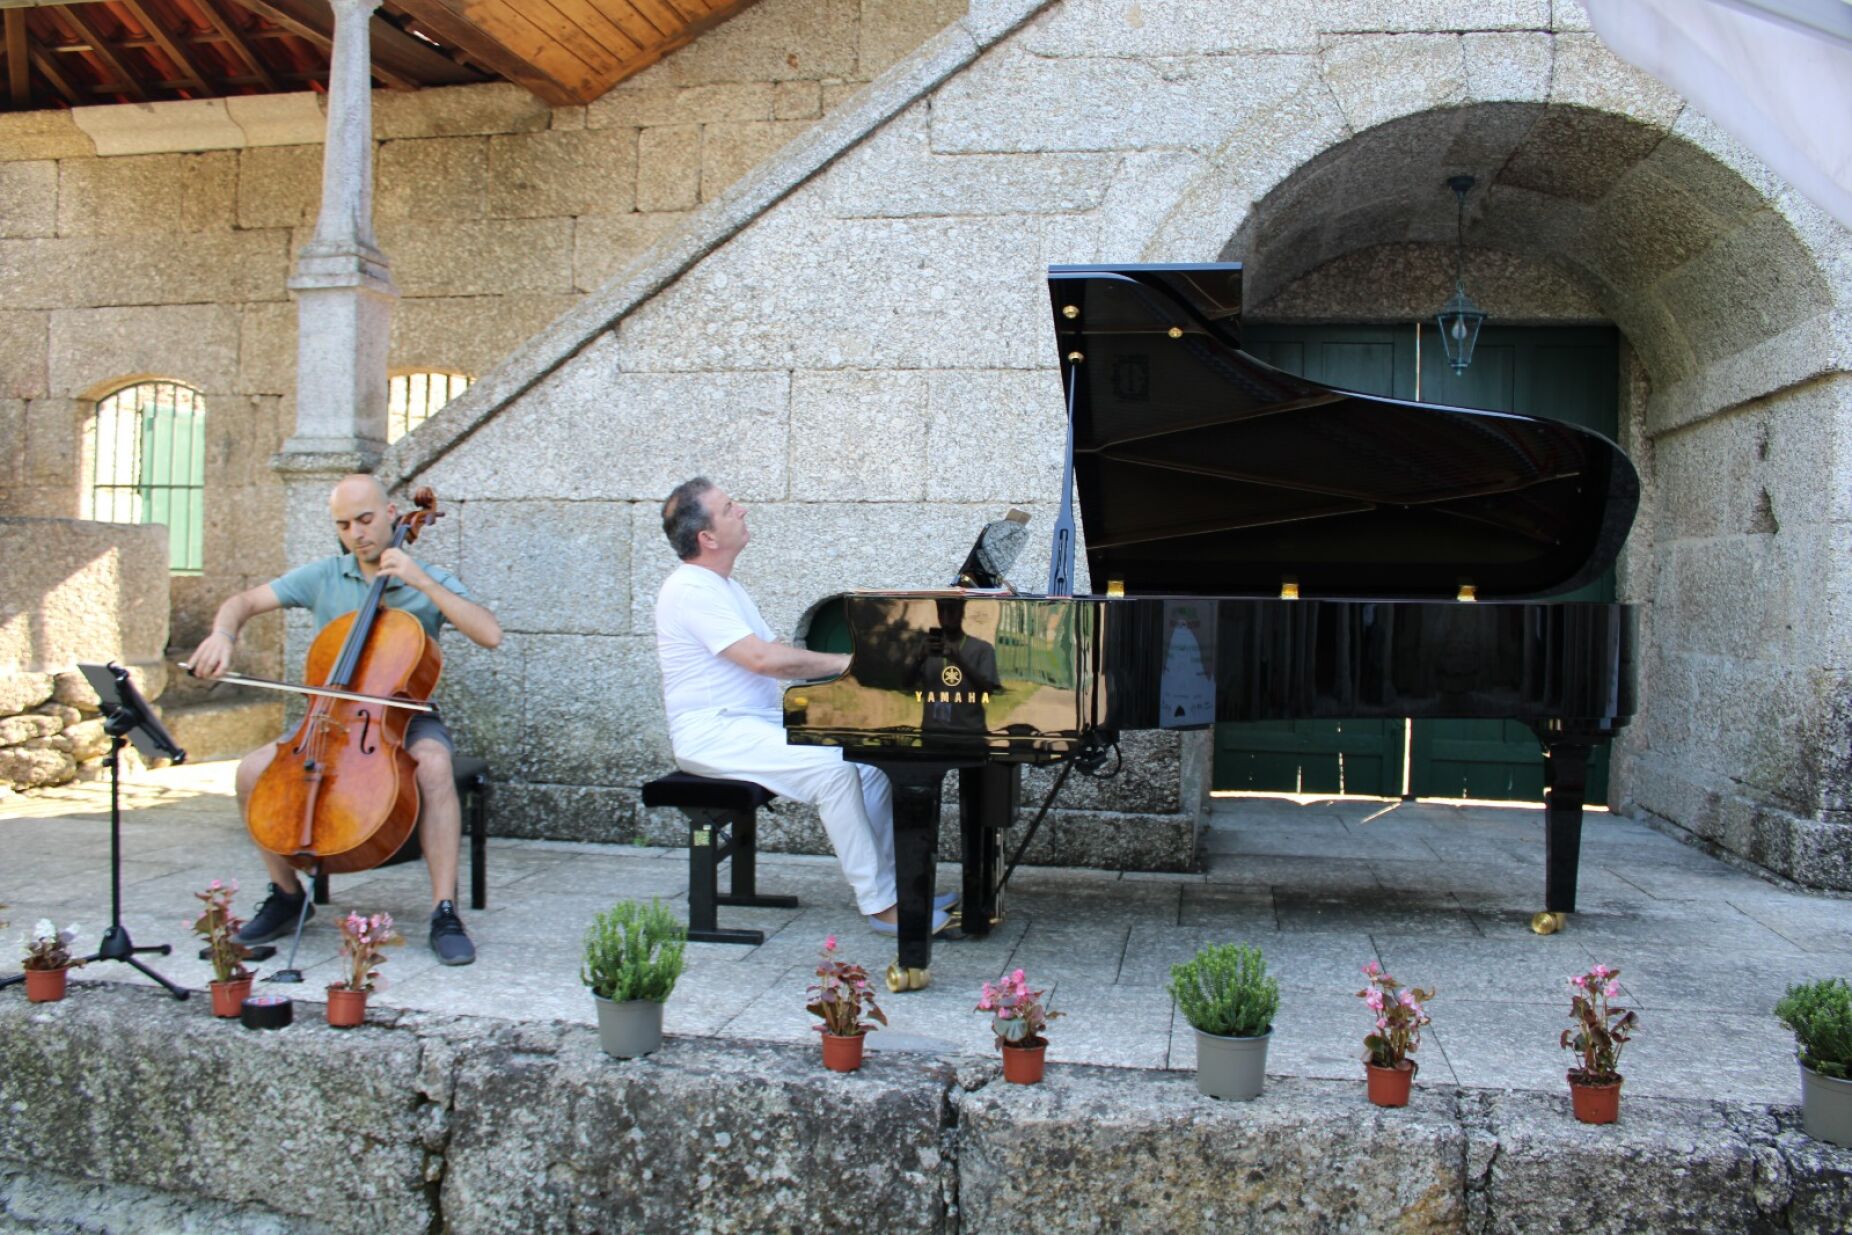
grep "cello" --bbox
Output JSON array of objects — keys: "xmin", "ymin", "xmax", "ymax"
[{"xmin": 241, "ymin": 487, "xmax": 446, "ymax": 875}]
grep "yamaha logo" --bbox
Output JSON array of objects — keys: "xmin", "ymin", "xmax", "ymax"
[{"xmin": 940, "ymin": 664, "xmax": 964, "ymax": 687}]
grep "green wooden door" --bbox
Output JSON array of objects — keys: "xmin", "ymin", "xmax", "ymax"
[{"xmin": 1212, "ymin": 324, "xmax": 1618, "ymax": 801}]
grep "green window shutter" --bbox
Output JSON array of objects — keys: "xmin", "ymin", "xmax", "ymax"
[{"xmin": 138, "ymin": 384, "xmax": 207, "ymax": 574}]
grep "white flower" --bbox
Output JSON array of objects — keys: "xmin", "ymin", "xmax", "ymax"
[{"xmin": 32, "ymin": 918, "xmax": 55, "ymax": 940}]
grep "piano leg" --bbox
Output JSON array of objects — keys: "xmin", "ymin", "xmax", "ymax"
[
  {"xmin": 958, "ymin": 763, "xmax": 1019, "ymax": 939},
  {"xmin": 878, "ymin": 762, "xmax": 957, "ymax": 992},
  {"xmin": 1536, "ymin": 736, "xmax": 1596, "ymax": 935}
]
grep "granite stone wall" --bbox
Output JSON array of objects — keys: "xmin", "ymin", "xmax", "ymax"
[{"xmin": 379, "ymin": 0, "xmax": 1852, "ymax": 883}]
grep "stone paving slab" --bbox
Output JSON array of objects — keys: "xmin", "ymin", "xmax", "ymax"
[{"xmin": 4, "ymin": 760, "xmax": 1852, "ymax": 1109}]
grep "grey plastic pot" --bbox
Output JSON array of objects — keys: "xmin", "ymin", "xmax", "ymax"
[
  {"xmin": 1194, "ymin": 1026, "xmax": 1271, "ymax": 1100},
  {"xmin": 594, "ymin": 994, "xmax": 665, "ymax": 1059},
  {"xmin": 1800, "ymin": 1063, "xmax": 1852, "ymax": 1148}
]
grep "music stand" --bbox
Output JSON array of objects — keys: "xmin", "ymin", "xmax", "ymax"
[{"xmin": 2, "ymin": 662, "xmax": 190, "ymax": 1000}]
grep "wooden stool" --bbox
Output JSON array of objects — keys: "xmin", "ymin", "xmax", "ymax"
[
  {"xmin": 641, "ymin": 772, "xmax": 799, "ymax": 945},
  {"xmin": 311, "ymin": 755, "xmax": 491, "ymax": 910}
]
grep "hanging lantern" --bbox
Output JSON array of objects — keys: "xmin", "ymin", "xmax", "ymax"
[{"xmin": 1435, "ymin": 175, "xmax": 1486, "ymax": 375}]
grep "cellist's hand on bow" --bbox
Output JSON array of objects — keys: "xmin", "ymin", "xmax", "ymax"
[
  {"xmin": 188, "ymin": 630, "xmax": 235, "ymax": 680},
  {"xmin": 376, "ymin": 547, "xmax": 435, "ymax": 593}
]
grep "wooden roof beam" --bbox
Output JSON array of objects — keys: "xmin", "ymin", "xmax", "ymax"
[
  {"xmin": 5, "ymin": 9, "xmax": 28, "ymax": 108},
  {"xmin": 27, "ymin": 38, "xmax": 81, "ymax": 106},
  {"xmin": 194, "ymin": 0, "xmax": 279, "ymax": 92},
  {"xmin": 117, "ymin": 0, "xmax": 212, "ymax": 95},
  {"xmin": 230, "ymin": 0, "xmax": 478, "ymax": 90},
  {"xmin": 59, "ymin": 3, "xmax": 148, "ymax": 100},
  {"xmin": 389, "ymin": 1, "xmax": 576, "ymax": 104}
]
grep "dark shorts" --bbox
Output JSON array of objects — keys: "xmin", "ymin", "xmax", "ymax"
[{"xmin": 406, "ymin": 712, "xmax": 455, "ymax": 754}]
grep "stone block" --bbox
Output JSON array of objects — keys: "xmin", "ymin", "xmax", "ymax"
[
  {"xmin": 662, "ymin": 0, "xmax": 860, "ymax": 86},
  {"xmin": 0, "ymin": 110, "xmax": 94, "ymax": 161},
  {"xmin": 924, "ymin": 369, "xmax": 1065, "ymax": 503},
  {"xmin": 0, "ymin": 672, "xmax": 53, "ymax": 713},
  {"xmin": 1657, "ymin": 210, "xmax": 1834, "ymax": 362},
  {"xmin": 571, "ymin": 212, "xmax": 683, "ymax": 292},
  {"xmin": 1019, "ymin": 0, "xmax": 1318, "ymax": 55},
  {"xmin": 69, "ymin": 99, "xmax": 244, "ymax": 155},
  {"xmin": 1318, "ymin": 0, "xmax": 1550, "ymax": 31},
  {"xmin": 701, "ymin": 118, "xmax": 815, "ymax": 201},
  {"xmin": 61, "ymin": 717, "xmax": 110, "ymax": 762},
  {"xmin": 1499, "ymin": 103, "xmax": 1667, "ymax": 204},
  {"xmin": 587, "ymin": 82, "xmax": 774, "ymax": 129},
  {"xmin": 789, "ymin": 369, "xmax": 929, "ymax": 500},
  {"xmin": 549, "ymin": 105, "xmax": 586, "ymax": 130},
  {"xmin": 48, "ymin": 305, "xmax": 240, "ymax": 397},
  {"xmin": 51, "ymin": 670, "xmax": 100, "ymax": 711},
  {"xmin": 0, "ymin": 713, "xmax": 61, "ymax": 745},
  {"xmin": 373, "ymin": 218, "xmax": 574, "ymax": 297},
  {"xmin": 857, "ymin": 0, "xmax": 967, "ymax": 75},
  {"xmin": 376, "ymin": 137, "xmax": 488, "ymax": 221},
  {"xmin": 454, "ymin": 499, "xmax": 630, "ymax": 635},
  {"xmin": 823, "ymin": 108, "xmax": 1112, "ymax": 219},
  {"xmin": 237, "ymin": 301, "xmax": 296, "ymax": 396},
  {"xmin": 773, "ymin": 80, "xmax": 822, "ymax": 120},
  {"xmin": 0, "ymin": 987, "xmax": 435, "ymax": 1231},
  {"xmin": 615, "ymin": 203, "xmax": 1042, "ymax": 372},
  {"xmin": 0, "ymin": 518, "xmax": 170, "ymax": 675},
  {"xmin": 1550, "ymin": 32, "xmax": 1685, "ymax": 126},
  {"xmin": 1321, "ymin": 34, "xmax": 1466, "ymax": 133},
  {"xmin": 56, "ymin": 155, "xmax": 184, "ymax": 237},
  {"xmin": 443, "ymin": 1033, "xmax": 951, "ymax": 1234},
  {"xmin": 236, "ymin": 144, "xmax": 322, "ymax": 229},
  {"xmin": 960, "ymin": 1072, "xmax": 1465, "ymax": 1231},
  {"xmin": 1591, "ymin": 162, "xmax": 1734, "ymax": 289},
  {"xmin": 0, "ymin": 312, "xmax": 48, "ymax": 399},
  {"xmin": 180, "ymin": 151, "xmax": 239, "ymax": 231},
  {"xmin": 0, "ymin": 231, "xmax": 292, "ymax": 310},
  {"xmin": 636, "ymin": 124, "xmax": 701, "ymax": 213},
  {"xmin": 932, "ymin": 47, "xmax": 1258, "ymax": 154},
  {"xmin": 373, "ymin": 81, "xmax": 551, "ymax": 140},
  {"xmin": 1462, "ymin": 31, "xmax": 1553, "ymax": 103},
  {"xmin": 0, "ymin": 161, "xmax": 55, "ymax": 238},
  {"xmin": 389, "ymin": 294, "xmax": 579, "ymax": 378},
  {"xmin": 488, "ymin": 127, "xmax": 637, "ymax": 219},
  {"xmin": 0, "ymin": 743, "xmax": 74, "ymax": 788},
  {"xmin": 518, "ymin": 634, "xmax": 665, "ymax": 783},
  {"xmin": 223, "ymin": 92, "xmax": 326, "ymax": 148},
  {"xmin": 21, "ymin": 397, "xmax": 78, "ymax": 487}
]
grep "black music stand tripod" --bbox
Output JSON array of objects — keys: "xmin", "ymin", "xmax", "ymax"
[{"xmin": 3, "ymin": 662, "xmax": 190, "ymax": 1001}]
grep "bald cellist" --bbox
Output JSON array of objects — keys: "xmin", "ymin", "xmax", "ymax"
[{"xmin": 186, "ymin": 474, "xmax": 502, "ymax": 966}]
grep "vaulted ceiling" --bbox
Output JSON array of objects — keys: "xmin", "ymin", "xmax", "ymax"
[{"xmin": 0, "ymin": 0, "xmax": 762, "ymax": 111}]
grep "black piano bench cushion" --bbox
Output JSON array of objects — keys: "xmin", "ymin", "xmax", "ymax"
[{"xmin": 641, "ymin": 772, "xmax": 778, "ymax": 812}]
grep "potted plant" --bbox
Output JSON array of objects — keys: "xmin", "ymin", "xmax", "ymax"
[
  {"xmin": 808, "ymin": 934, "xmax": 887, "ymax": 1072},
  {"xmin": 581, "ymin": 899, "xmax": 686, "ymax": 1059},
  {"xmin": 1562, "ymin": 961, "xmax": 1636, "ymax": 1123},
  {"xmin": 1358, "ymin": 960, "xmax": 1434, "ymax": 1107},
  {"xmin": 190, "ymin": 879, "xmax": 254, "ymax": 1017},
  {"xmin": 327, "ymin": 910, "xmax": 402, "ymax": 1028},
  {"xmin": 1170, "ymin": 943, "xmax": 1279, "ymax": 1100},
  {"xmin": 20, "ymin": 920, "xmax": 82, "ymax": 1003},
  {"xmin": 1775, "ymin": 977, "xmax": 1852, "ymax": 1147},
  {"xmin": 978, "ymin": 968, "xmax": 1062, "ymax": 1084}
]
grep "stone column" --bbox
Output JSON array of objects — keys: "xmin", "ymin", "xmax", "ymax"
[{"xmin": 274, "ymin": 0, "xmax": 396, "ymax": 674}]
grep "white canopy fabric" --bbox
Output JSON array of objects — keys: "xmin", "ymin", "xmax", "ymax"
[{"xmin": 1581, "ymin": 0, "xmax": 1852, "ymax": 231}]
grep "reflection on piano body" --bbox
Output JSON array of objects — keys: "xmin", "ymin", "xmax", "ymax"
[{"xmin": 785, "ymin": 264, "xmax": 1639, "ymax": 990}]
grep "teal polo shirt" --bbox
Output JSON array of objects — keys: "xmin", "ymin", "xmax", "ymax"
[{"xmin": 268, "ymin": 553, "xmax": 470, "ymax": 638}]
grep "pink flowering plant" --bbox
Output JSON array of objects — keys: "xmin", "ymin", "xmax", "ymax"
[
  {"xmin": 808, "ymin": 936, "xmax": 887, "ymax": 1037},
  {"xmin": 1358, "ymin": 961, "xmax": 1434, "ymax": 1070},
  {"xmin": 333, "ymin": 911, "xmax": 403, "ymax": 993},
  {"xmin": 1562, "ymin": 962, "xmax": 1637, "ymax": 1084},
  {"xmin": 21, "ymin": 919, "xmax": 82, "ymax": 972},
  {"xmin": 189, "ymin": 879, "xmax": 251, "ymax": 985},
  {"xmin": 977, "ymin": 969, "xmax": 1062, "ymax": 1049}
]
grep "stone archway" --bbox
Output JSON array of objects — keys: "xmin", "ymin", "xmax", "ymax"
[{"xmin": 1172, "ymin": 98, "xmax": 1852, "ymax": 889}]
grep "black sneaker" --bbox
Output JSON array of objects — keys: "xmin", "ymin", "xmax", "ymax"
[
  {"xmin": 429, "ymin": 900, "xmax": 475, "ymax": 966},
  {"xmin": 234, "ymin": 882, "xmax": 312, "ymax": 945}
]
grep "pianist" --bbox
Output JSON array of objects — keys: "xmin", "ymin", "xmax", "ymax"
[{"xmin": 654, "ymin": 478, "xmax": 954, "ymax": 936}]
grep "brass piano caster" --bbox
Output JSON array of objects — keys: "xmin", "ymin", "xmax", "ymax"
[
  {"xmin": 1530, "ymin": 911, "xmax": 1568, "ymax": 936},
  {"xmin": 885, "ymin": 962, "xmax": 931, "ymax": 993}
]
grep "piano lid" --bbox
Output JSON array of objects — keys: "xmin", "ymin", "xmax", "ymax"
[{"xmin": 1047, "ymin": 264, "xmax": 1640, "ymax": 601}]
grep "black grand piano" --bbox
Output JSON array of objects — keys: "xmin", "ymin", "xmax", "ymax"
[{"xmin": 785, "ymin": 263, "xmax": 1637, "ymax": 991}]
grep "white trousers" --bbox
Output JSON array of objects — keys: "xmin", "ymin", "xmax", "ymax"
[{"xmin": 670, "ymin": 706, "xmax": 896, "ymax": 915}]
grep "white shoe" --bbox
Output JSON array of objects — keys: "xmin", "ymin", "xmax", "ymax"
[
  {"xmin": 933, "ymin": 891, "xmax": 959, "ymax": 912},
  {"xmin": 867, "ymin": 907, "xmax": 953, "ymax": 937}
]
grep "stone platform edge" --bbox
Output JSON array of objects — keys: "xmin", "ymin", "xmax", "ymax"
[{"xmin": 3, "ymin": 985, "xmax": 1849, "ymax": 1234}]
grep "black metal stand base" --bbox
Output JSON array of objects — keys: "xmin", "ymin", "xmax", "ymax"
[{"xmin": 84, "ymin": 924, "xmax": 189, "ymax": 999}]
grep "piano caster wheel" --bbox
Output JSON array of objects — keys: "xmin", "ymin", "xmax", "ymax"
[
  {"xmin": 884, "ymin": 962, "xmax": 930, "ymax": 993},
  {"xmin": 1530, "ymin": 911, "xmax": 1567, "ymax": 936}
]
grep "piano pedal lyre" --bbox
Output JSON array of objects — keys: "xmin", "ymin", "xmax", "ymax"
[
  {"xmin": 885, "ymin": 962, "xmax": 930, "ymax": 993},
  {"xmin": 1530, "ymin": 911, "xmax": 1568, "ymax": 936}
]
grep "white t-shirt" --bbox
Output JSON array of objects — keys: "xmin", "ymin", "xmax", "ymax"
[{"xmin": 656, "ymin": 563, "xmax": 782, "ymax": 730}]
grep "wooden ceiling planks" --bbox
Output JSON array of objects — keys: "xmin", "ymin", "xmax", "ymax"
[{"xmin": 0, "ymin": 0, "xmax": 763, "ymax": 112}]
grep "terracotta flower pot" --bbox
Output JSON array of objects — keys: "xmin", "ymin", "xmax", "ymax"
[
  {"xmin": 24, "ymin": 967, "xmax": 67, "ymax": 1003},
  {"xmin": 1568, "ymin": 1072, "xmax": 1622, "ymax": 1124},
  {"xmin": 1366, "ymin": 1059, "xmax": 1416, "ymax": 1107},
  {"xmin": 326, "ymin": 985, "xmax": 368, "ymax": 1028},
  {"xmin": 209, "ymin": 977, "xmax": 253, "ymax": 1019},
  {"xmin": 821, "ymin": 1031, "xmax": 866, "ymax": 1073},
  {"xmin": 1001, "ymin": 1041, "xmax": 1047, "ymax": 1085}
]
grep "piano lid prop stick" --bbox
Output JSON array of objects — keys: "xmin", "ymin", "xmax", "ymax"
[{"xmin": 1045, "ymin": 354, "xmax": 1082, "ymax": 596}]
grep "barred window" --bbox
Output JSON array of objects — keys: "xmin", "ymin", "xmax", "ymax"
[
  {"xmin": 388, "ymin": 371, "xmax": 472, "ymax": 443},
  {"xmin": 82, "ymin": 380, "xmax": 207, "ymax": 575}
]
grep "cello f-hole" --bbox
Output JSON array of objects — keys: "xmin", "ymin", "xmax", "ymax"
[{"xmin": 358, "ymin": 708, "xmax": 376, "ymax": 755}]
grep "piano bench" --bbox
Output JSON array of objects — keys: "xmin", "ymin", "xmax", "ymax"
[
  {"xmin": 311, "ymin": 755, "xmax": 491, "ymax": 912},
  {"xmin": 641, "ymin": 772, "xmax": 799, "ymax": 946}
]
